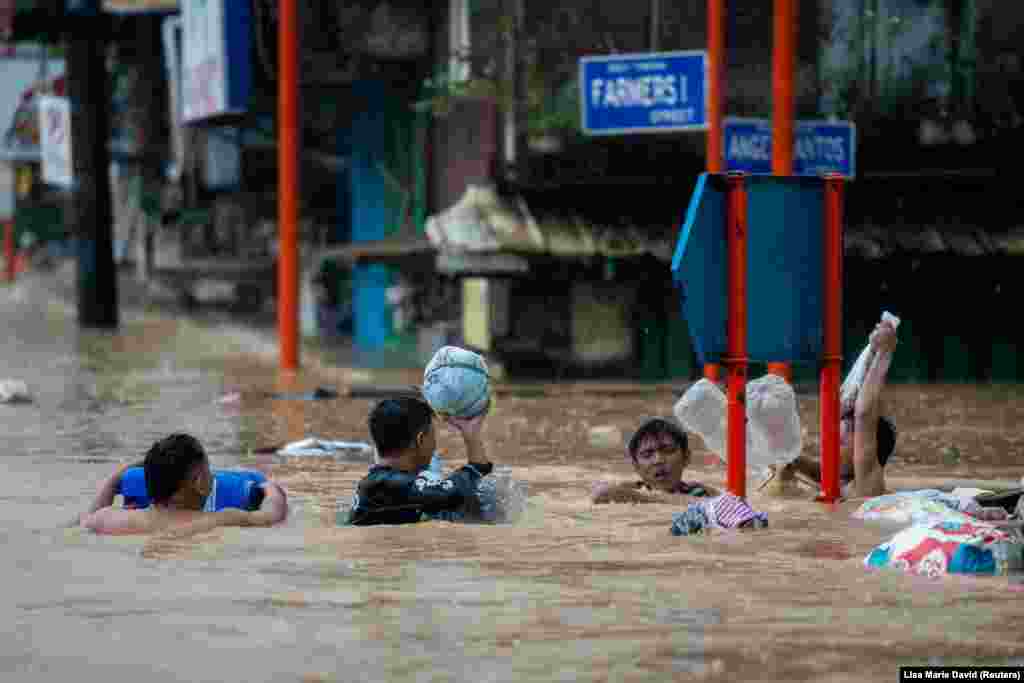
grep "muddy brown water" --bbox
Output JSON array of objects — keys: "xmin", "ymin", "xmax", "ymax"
[{"xmin": 2, "ymin": 277, "xmax": 1023, "ymax": 682}]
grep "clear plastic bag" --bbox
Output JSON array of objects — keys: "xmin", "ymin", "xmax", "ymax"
[
  {"xmin": 674, "ymin": 375, "xmax": 800, "ymax": 469},
  {"xmin": 474, "ymin": 466, "xmax": 529, "ymax": 524},
  {"xmin": 746, "ymin": 374, "xmax": 802, "ymax": 467},
  {"xmin": 674, "ymin": 379, "xmax": 728, "ymax": 462}
]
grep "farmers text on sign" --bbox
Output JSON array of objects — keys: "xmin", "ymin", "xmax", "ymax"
[{"xmin": 581, "ymin": 51, "xmax": 707, "ymax": 134}]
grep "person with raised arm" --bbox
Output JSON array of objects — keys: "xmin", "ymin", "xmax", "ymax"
[
  {"xmin": 762, "ymin": 317, "xmax": 899, "ymax": 499},
  {"xmin": 346, "ymin": 394, "xmax": 493, "ymax": 526}
]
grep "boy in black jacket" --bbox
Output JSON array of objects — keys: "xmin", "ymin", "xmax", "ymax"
[{"xmin": 347, "ymin": 394, "xmax": 493, "ymax": 525}]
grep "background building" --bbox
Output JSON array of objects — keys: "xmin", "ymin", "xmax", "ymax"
[{"xmin": 4, "ymin": 1, "xmax": 1022, "ymax": 381}]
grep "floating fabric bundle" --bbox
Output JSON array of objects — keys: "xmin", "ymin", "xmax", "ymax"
[
  {"xmin": 865, "ymin": 520, "xmax": 1024, "ymax": 577},
  {"xmin": 853, "ymin": 489, "xmax": 1009, "ymax": 528},
  {"xmin": 670, "ymin": 493, "xmax": 769, "ymax": 536},
  {"xmin": 423, "ymin": 346, "xmax": 492, "ymax": 418}
]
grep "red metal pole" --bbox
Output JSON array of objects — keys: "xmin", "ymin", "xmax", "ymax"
[
  {"xmin": 771, "ymin": 0, "xmax": 796, "ymax": 382},
  {"xmin": 277, "ymin": 0, "xmax": 299, "ymax": 370},
  {"xmin": 771, "ymin": 0, "xmax": 796, "ymax": 176},
  {"xmin": 819, "ymin": 174, "xmax": 844, "ymax": 503},
  {"xmin": 3, "ymin": 220, "xmax": 14, "ymax": 283},
  {"xmin": 726, "ymin": 172, "xmax": 748, "ymax": 498},
  {"xmin": 707, "ymin": 0, "xmax": 725, "ymax": 174},
  {"xmin": 704, "ymin": 0, "xmax": 726, "ymax": 383}
]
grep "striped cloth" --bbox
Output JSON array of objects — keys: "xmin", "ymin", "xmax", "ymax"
[
  {"xmin": 704, "ymin": 493, "xmax": 768, "ymax": 528},
  {"xmin": 671, "ymin": 494, "xmax": 769, "ymax": 536}
]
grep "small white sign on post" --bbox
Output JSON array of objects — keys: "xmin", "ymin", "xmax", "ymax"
[
  {"xmin": 181, "ymin": 0, "xmax": 251, "ymax": 123},
  {"xmin": 38, "ymin": 96, "xmax": 74, "ymax": 188}
]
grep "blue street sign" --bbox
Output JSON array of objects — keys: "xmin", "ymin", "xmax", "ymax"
[
  {"xmin": 723, "ymin": 117, "xmax": 857, "ymax": 178},
  {"xmin": 580, "ymin": 51, "xmax": 707, "ymax": 135},
  {"xmin": 66, "ymin": 0, "xmax": 101, "ymax": 15}
]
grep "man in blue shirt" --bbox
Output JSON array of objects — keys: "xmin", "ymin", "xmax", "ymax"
[{"xmin": 77, "ymin": 433, "xmax": 288, "ymax": 535}]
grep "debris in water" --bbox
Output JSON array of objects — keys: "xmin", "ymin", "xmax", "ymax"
[
  {"xmin": 268, "ymin": 386, "xmax": 339, "ymax": 401},
  {"xmin": 588, "ymin": 425, "xmax": 623, "ymax": 450},
  {"xmin": 216, "ymin": 392, "xmax": 242, "ymax": 405},
  {"xmin": 0, "ymin": 379, "xmax": 31, "ymax": 404},
  {"xmin": 271, "ymin": 438, "xmax": 374, "ymax": 460}
]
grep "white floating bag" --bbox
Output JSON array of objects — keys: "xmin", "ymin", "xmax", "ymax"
[
  {"xmin": 423, "ymin": 346, "xmax": 492, "ymax": 418},
  {"xmin": 674, "ymin": 379, "xmax": 729, "ymax": 461},
  {"xmin": 746, "ymin": 374, "xmax": 802, "ymax": 467},
  {"xmin": 674, "ymin": 375, "xmax": 800, "ymax": 469}
]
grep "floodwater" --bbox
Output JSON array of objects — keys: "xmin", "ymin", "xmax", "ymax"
[{"xmin": 2, "ymin": 274, "xmax": 1023, "ymax": 683}]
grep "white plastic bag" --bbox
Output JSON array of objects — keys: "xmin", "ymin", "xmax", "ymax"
[
  {"xmin": 840, "ymin": 311, "xmax": 900, "ymax": 414},
  {"xmin": 674, "ymin": 379, "xmax": 728, "ymax": 462},
  {"xmin": 673, "ymin": 376, "xmax": 799, "ymax": 469},
  {"xmin": 746, "ymin": 374, "xmax": 803, "ymax": 467}
]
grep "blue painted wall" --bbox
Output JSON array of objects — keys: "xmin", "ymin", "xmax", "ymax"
[{"xmin": 349, "ymin": 80, "xmax": 392, "ymax": 351}]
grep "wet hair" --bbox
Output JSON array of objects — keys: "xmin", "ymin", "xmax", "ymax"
[
  {"xmin": 877, "ymin": 415, "xmax": 897, "ymax": 466},
  {"xmin": 143, "ymin": 433, "xmax": 208, "ymax": 504},
  {"xmin": 627, "ymin": 417, "xmax": 689, "ymax": 462},
  {"xmin": 368, "ymin": 395, "xmax": 435, "ymax": 455}
]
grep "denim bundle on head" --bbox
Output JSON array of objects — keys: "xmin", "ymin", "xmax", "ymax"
[{"xmin": 422, "ymin": 346, "xmax": 491, "ymax": 419}]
